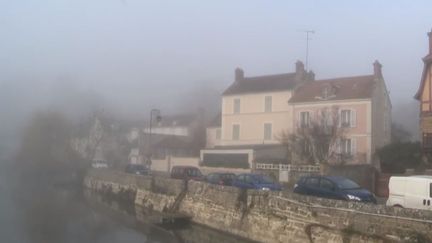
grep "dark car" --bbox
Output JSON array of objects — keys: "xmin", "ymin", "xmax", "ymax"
[
  {"xmin": 125, "ymin": 164, "xmax": 150, "ymax": 175},
  {"xmin": 170, "ymin": 166, "xmax": 203, "ymax": 181},
  {"xmin": 293, "ymin": 176, "xmax": 377, "ymax": 203},
  {"xmin": 205, "ymin": 172, "xmax": 236, "ymax": 186},
  {"xmin": 232, "ymin": 173, "xmax": 282, "ymax": 191}
]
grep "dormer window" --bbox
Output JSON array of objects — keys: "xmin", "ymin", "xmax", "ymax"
[
  {"xmin": 323, "ymin": 86, "xmax": 331, "ymax": 99},
  {"xmin": 319, "ymin": 84, "xmax": 337, "ymax": 100}
]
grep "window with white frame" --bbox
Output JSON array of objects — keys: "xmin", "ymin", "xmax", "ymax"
[
  {"xmin": 300, "ymin": 111, "xmax": 310, "ymax": 128},
  {"xmin": 264, "ymin": 96, "xmax": 272, "ymax": 112},
  {"xmin": 232, "ymin": 124, "xmax": 240, "ymax": 140},
  {"xmin": 340, "ymin": 109, "xmax": 357, "ymax": 128},
  {"xmin": 264, "ymin": 123, "xmax": 272, "ymax": 140},
  {"xmin": 340, "ymin": 110, "xmax": 351, "ymax": 127},
  {"xmin": 233, "ymin": 98, "xmax": 240, "ymax": 114},
  {"xmin": 339, "ymin": 138, "xmax": 356, "ymax": 156}
]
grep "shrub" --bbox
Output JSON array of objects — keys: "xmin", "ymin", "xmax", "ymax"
[{"xmin": 376, "ymin": 142, "xmax": 422, "ymax": 173}]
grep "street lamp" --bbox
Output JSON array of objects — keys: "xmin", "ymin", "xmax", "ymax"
[{"xmin": 147, "ymin": 109, "xmax": 162, "ymax": 164}]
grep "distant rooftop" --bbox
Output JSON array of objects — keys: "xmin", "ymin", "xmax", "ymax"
[
  {"xmin": 223, "ymin": 72, "xmax": 299, "ymax": 95},
  {"xmin": 222, "ymin": 61, "xmax": 313, "ymax": 96}
]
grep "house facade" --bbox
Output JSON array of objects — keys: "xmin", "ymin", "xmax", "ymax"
[
  {"xmin": 289, "ymin": 62, "xmax": 391, "ymax": 164},
  {"xmin": 203, "ymin": 60, "xmax": 391, "ymax": 168},
  {"xmin": 206, "ymin": 113, "xmax": 222, "ymax": 149},
  {"xmin": 128, "ymin": 111, "xmax": 206, "ymax": 164},
  {"xmin": 220, "ymin": 61, "xmax": 312, "ymax": 146},
  {"xmin": 415, "ymin": 30, "xmax": 432, "ymax": 155}
]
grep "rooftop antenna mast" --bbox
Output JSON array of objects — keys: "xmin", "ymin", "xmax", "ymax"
[{"xmin": 299, "ymin": 30, "xmax": 315, "ymax": 71}]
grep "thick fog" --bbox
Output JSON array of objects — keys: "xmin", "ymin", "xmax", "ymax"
[{"xmin": 1, "ymin": 0, "xmax": 431, "ymax": 153}]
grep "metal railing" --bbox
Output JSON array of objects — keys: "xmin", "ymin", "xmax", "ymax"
[{"xmin": 256, "ymin": 163, "xmax": 320, "ymax": 172}]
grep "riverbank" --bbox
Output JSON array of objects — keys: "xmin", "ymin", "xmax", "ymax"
[{"xmin": 84, "ymin": 169, "xmax": 432, "ymax": 243}]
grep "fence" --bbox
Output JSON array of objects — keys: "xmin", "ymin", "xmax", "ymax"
[
  {"xmin": 256, "ymin": 163, "xmax": 320, "ymax": 172},
  {"xmin": 255, "ymin": 163, "xmax": 320, "ymax": 184}
]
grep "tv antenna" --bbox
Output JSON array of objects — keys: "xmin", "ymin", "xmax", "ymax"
[{"xmin": 299, "ymin": 30, "xmax": 315, "ymax": 71}]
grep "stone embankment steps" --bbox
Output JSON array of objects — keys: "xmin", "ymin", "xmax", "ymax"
[{"xmin": 84, "ymin": 169, "xmax": 432, "ymax": 243}]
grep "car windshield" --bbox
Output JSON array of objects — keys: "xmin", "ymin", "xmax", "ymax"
[
  {"xmin": 221, "ymin": 174, "xmax": 235, "ymax": 180},
  {"xmin": 133, "ymin": 165, "xmax": 145, "ymax": 170},
  {"xmin": 336, "ymin": 178, "xmax": 360, "ymax": 190},
  {"xmin": 187, "ymin": 169, "xmax": 202, "ymax": 177},
  {"xmin": 255, "ymin": 175, "xmax": 275, "ymax": 184}
]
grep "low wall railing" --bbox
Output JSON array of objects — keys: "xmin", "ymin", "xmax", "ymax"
[{"xmin": 256, "ymin": 163, "xmax": 320, "ymax": 172}]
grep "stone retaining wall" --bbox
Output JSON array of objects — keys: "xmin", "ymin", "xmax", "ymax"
[{"xmin": 84, "ymin": 169, "xmax": 432, "ymax": 243}]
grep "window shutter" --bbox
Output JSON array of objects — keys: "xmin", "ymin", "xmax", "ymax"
[
  {"xmin": 351, "ymin": 137, "xmax": 357, "ymax": 156},
  {"xmin": 336, "ymin": 138, "xmax": 341, "ymax": 153},
  {"xmin": 297, "ymin": 112, "xmax": 301, "ymax": 128},
  {"xmin": 338, "ymin": 110, "xmax": 342, "ymax": 127},
  {"xmin": 351, "ymin": 109, "xmax": 357, "ymax": 128}
]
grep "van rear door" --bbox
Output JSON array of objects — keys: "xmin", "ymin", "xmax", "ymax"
[
  {"xmin": 427, "ymin": 182, "xmax": 432, "ymax": 210},
  {"xmin": 405, "ymin": 179, "xmax": 428, "ymax": 210},
  {"xmin": 387, "ymin": 177, "xmax": 406, "ymax": 207}
]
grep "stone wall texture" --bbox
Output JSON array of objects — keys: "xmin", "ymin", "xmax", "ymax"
[{"xmin": 84, "ymin": 169, "xmax": 432, "ymax": 243}]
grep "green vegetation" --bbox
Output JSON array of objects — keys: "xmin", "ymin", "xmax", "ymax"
[
  {"xmin": 16, "ymin": 111, "xmax": 86, "ymax": 184},
  {"xmin": 376, "ymin": 142, "xmax": 423, "ymax": 173}
]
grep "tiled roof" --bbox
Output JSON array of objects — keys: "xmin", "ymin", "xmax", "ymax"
[
  {"xmin": 222, "ymin": 73, "xmax": 298, "ymax": 95},
  {"xmin": 289, "ymin": 75, "xmax": 375, "ymax": 103}
]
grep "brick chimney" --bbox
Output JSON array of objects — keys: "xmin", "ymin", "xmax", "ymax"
[
  {"xmin": 373, "ymin": 60, "xmax": 383, "ymax": 78},
  {"xmin": 307, "ymin": 70, "xmax": 315, "ymax": 81},
  {"xmin": 428, "ymin": 29, "xmax": 432, "ymax": 54},
  {"xmin": 295, "ymin": 60, "xmax": 305, "ymax": 75},
  {"xmin": 295, "ymin": 60, "xmax": 305, "ymax": 81},
  {"xmin": 235, "ymin": 68, "xmax": 244, "ymax": 81}
]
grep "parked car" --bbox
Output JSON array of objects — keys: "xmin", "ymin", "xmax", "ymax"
[
  {"xmin": 293, "ymin": 176, "xmax": 376, "ymax": 203},
  {"xmin": 125, "ymin": 164, "xmax": 150, "ymax": 175},
  {"xmin": 170, "ymin": 166, "xmax": 204, "ymax": 181},
  {"xmin": 232, "ymin": 173, "xmax": 282, "ymax": 191},
  {"xmin": 386, "ymin": 175, "xmax": 432, "ymax": 210},
  {"xmin": 91, "ymin": 160, "xmax": 108, "ymax": 168},
  {"xmin": 206, "ymin": 172, "xmax": 236, "ymax": 186}
]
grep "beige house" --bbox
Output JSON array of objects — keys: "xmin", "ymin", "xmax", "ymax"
[
  {"xmin": 219, "ymin": 61, "xmax": 313, "ymax": 146},
  {"xmin": 202, "ymin": 60, "xmax": 391, "ymax": 167},
  {"xmin": 202, "ymin": 61, "xmax": 313, "ymax": 167}
]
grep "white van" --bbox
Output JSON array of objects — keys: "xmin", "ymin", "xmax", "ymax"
[{"xmin": 386, "ymin": 176, "xmax": 432, "ymax": 210}]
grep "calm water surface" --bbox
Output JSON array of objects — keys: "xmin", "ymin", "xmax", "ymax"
[{"xmin": 0, "ymin": 163, "xmax": 254, "ymax": 243}]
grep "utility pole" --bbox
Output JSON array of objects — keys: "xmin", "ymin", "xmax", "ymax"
[
  {"xmin": 299, "ymin": 30, "xmax": 315, "ymax": 71},
  {"xmin": 147, "ymin": 109, "xmax": 161, "ymax": 166}
]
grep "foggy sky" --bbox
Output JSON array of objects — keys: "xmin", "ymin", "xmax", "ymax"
[{"xmin": 1, "ymin": 0, "xmax": 431, "ymax": 145}]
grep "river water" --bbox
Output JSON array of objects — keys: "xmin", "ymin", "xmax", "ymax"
[{"xmin": 0, "ymin": 163, "xmax": 254, "ymax": 243}]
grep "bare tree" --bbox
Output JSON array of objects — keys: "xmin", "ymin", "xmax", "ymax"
[
  {"xmin": 278, "ymin": 106, "xmax": 347, "ymax": 165},
  {"xmin": 16, "ymin": 111, "xmax": 85, "ymax": 181}
]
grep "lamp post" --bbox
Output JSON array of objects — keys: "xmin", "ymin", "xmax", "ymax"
[{"xmin": 148, "ymin": 109, "xmax": 162, "ymax": 164}]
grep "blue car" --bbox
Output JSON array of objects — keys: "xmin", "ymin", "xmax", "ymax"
[
  {"xmin": 293, "ymin": 176, "xmax": 377, "ymax": 203},
  {"xmin": 232, "ymin": 173, "xmax": 282, "ymax": 191}
]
